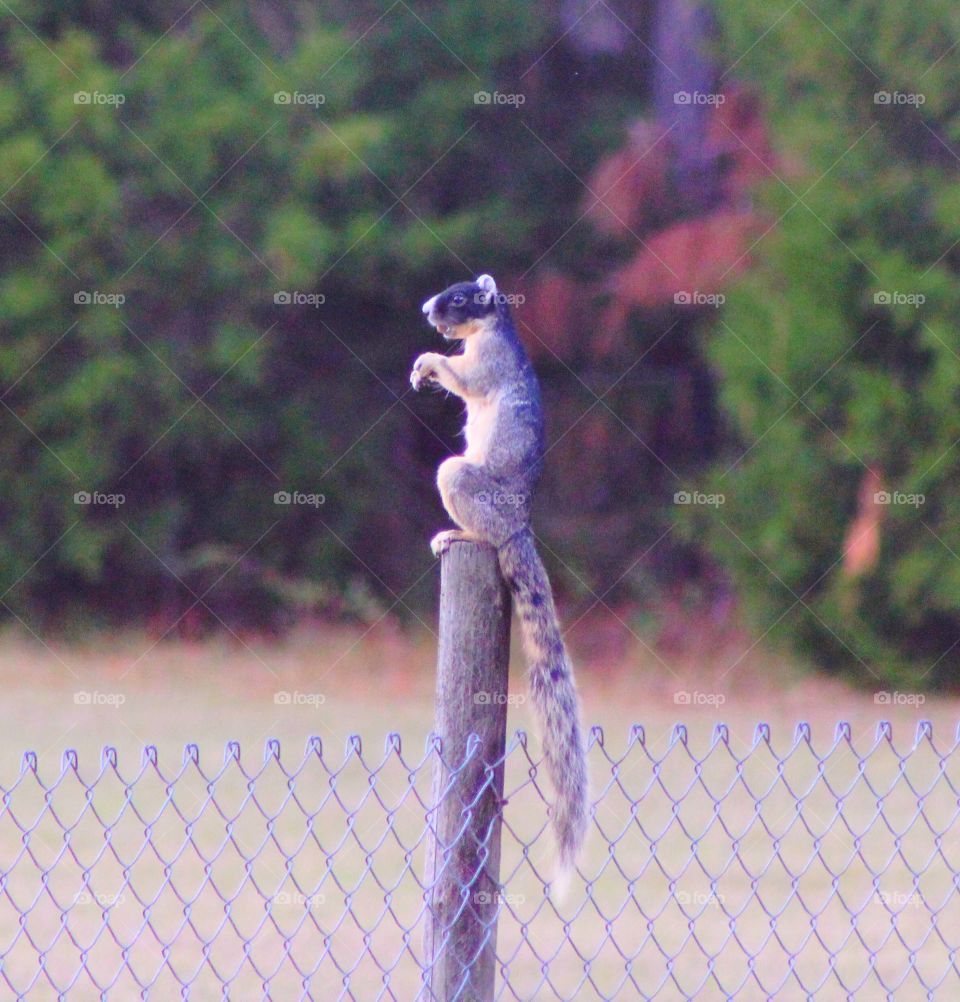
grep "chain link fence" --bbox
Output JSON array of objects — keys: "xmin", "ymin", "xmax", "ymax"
[{"xmin": 2, "ymin": 722, "xmax": 959, "ymax": 999}]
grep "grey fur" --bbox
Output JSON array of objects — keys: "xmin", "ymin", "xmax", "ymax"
[{"xmin": 412, "ymin": 274, "xmax": 589, "ymax": 878}]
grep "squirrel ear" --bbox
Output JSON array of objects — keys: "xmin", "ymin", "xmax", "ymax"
[{"xmin": 476, "ymin": 274, "xmax": 498, "ymax": 303}]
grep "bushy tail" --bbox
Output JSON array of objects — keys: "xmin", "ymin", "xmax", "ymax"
[{"xmin": 498, "ymin": 529, "xmax": 588, "ymax": 880}]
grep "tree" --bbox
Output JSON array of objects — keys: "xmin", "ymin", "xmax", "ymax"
[
  {"xmin": 0, "ymin": 2, "xmax": 662, "ymax": 627},
  {"xmin": 700, "ymin": 0, "xmax": 960, "ymax": 687}
]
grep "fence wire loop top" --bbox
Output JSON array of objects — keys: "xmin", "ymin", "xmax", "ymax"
[{"xmin": 0, "ymin": 722, "xmax": 958, "ymax": 999}]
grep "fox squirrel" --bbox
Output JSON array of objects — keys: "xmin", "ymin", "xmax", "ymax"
[{"xmin": 411, "ymin": 273, "xmax": 588, "ymax": 879}]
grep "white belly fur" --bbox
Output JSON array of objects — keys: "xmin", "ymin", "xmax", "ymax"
[{"xmin": 463, "ymin": 393, "xmax": 499, "ymax": 463}]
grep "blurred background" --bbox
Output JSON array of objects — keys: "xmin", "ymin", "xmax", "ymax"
[{"xmin": 1, "ymin": 0, "xmax": 960, "ymax": 746}]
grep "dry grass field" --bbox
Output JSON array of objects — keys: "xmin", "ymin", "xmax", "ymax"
[{"xmin": 0, "ymin": 616, "xmax": 957, "ymax": 999}]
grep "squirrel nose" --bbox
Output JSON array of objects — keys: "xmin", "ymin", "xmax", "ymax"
[{"xmin": 422, "ymin": 295, "xmax": 438, "ymax": 315}]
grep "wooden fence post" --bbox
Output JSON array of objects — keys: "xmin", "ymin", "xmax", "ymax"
[{"xmin": 424, "ymin": 540, "xmax": 511, "ymax": 1002}]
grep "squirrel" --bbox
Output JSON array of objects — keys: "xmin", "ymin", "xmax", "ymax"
[{"xmin": 410, "ymin": 273, "xmax": 588, "ymax": 880}]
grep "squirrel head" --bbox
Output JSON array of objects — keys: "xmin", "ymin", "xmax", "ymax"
[{"xmin": 421, "ymin": 274, "xmax": 499, "ymax": 340}]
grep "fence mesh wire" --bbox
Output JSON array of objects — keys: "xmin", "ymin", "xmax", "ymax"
[{"xmin": 1, "ymin": 722, "xmax": 959, "ymax": 999}]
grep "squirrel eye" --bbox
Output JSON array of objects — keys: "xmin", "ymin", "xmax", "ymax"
[{"xmin": 452, "ymin": 293, "xmax": 466, "ymax": 306}]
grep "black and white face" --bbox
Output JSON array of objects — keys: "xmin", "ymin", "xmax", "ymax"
[{"xmin": 421, "ymin": 274, "xmax": 499, "ymax": 340}]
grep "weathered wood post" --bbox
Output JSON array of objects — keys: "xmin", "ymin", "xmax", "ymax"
[{"xmin": 424, "ymin": 540, "xmax": 511, "ymax": 1002}]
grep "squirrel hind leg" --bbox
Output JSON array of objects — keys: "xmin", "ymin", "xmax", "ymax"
[
  {"xmin": 430, "ymin": 529, "xmax": 477, "ymax": 557},
  {"xmin": 437, "ymin": 458, "xmax": 527, "ymax": 546}
]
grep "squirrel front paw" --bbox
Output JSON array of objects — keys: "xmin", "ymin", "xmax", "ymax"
[{"xmin": 410, "ymin": 354, "xmax": 441, "ymax": 392}]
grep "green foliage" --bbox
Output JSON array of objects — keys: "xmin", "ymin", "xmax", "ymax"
[
  {"xmin": 704, "ymin": 0, "xmax": 960, "ymax": 686},
  {"xmin": 0, "ymin": 2, "xmax": 648, "ymax": 625}
]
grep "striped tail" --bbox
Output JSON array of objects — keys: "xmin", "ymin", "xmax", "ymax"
[{"xmin": 497, "ymin": 529, "xmax": 588, "ymax": 878}]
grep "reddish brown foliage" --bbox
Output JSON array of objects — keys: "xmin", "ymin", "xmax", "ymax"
[
  {"xmin": 522, "ymin": 88, "xmax": 774, "ymax": 357},
  {"xmin": 582, "ymin": 121, "xmax": 672, "ymax": 237},
  {"xmin": 604, "ymin": 210, "xmax": 760, "ymax": 323},
  {"xmin": 843, "ymin": 467, "xmax": 885, "ymax": 579}
]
